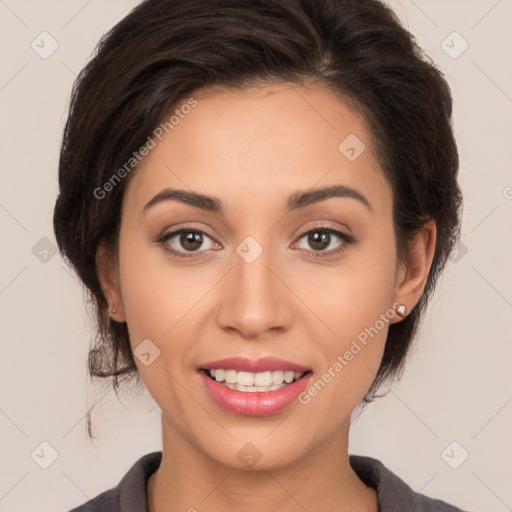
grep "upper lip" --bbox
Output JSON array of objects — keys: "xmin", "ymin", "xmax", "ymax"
[{"xmin": 200, "ymin": 357, "xmax": 311, "ymax": 373}]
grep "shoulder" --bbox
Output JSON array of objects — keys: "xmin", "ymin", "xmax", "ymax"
[
  {"xmin": 68, "ymin": 451, "xmax": 162, "ymax": 512},
  {"xmin": 349, "ymin": 454, "xmax": 472, "ymax": 512}
]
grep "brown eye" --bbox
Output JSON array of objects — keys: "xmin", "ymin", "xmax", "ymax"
[
  {"xmin": 156, "ymin": 228, "xmax": 218, "ymax": 258},
  {"xmin": 307, "ymin": 231, "xmax": 331, "ymax": 251},
  {"xmin": 294, "ymin": 227, "xmax": 354, "ymax": 259},
  {"xmin": 179, "ymin": 231, "xmax": 204, "ymax": 251}
]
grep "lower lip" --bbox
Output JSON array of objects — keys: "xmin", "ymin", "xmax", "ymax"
[{"xmin": 199, "ymin": 371, "xmax": 312, "ymax": 416}]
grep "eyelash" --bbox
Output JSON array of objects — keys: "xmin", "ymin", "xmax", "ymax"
[
  {"xmin": 153, "ymin": 224, "xmax": 355, "ymax": 261},
  {"xmin": 295, "ymin": 227, "xmax": 354, "ymax": 259}
]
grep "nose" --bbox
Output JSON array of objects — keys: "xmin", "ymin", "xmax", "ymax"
[{"xmin": 215, "ymin": 245, "xmax": 293, "ymax": 339}]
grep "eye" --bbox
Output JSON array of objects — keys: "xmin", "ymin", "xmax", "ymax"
[
  {"xmin": 294, "ymin": 227, "xmax": 354, "ymax": 258},
  {"xmin": 155, "ymin": 227, "xmax": 219, "ymax": 259}
]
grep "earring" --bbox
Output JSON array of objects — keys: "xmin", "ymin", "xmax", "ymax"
[
  {"xmin": 110, "ymin": 308, "xmax": 118, "ymax": 315},
  {"xmin": 396, "ymin": 304, "xmax": 408, "ymax": 318}
]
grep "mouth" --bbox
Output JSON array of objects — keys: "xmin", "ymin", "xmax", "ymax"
[
  {"xmin": 201, "ymin": 368, "xmax": 311, "ymax": 392},
  {"xmin": 198, "ymin": 357, "xmax": 313, "ymax": 416}
]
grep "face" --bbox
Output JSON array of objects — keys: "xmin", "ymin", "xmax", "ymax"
[{"xmin": 98, "ymin": 82, "xmax": 432, "ymax": 470}]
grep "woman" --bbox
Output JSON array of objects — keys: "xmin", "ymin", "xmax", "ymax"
[{"xmin": 54, "ymin": 0, "xmax": 468, "ymax": 510}]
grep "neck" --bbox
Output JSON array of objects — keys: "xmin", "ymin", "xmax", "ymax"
[{"xmin": 147, "ymin": 416, "xmax": 377, "ymax": 512}]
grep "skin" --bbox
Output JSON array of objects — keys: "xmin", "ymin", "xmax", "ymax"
[{"xmin": 96, "ymin": 82, "xmax": 436, "ymax": 512}]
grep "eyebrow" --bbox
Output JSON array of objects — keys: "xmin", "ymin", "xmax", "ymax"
[{"xmin": 143, "ymin": 184, "xmax": 373, "ymax": 214}]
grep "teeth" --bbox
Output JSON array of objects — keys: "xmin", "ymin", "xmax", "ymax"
[
  {"xmin": 254, "ymin": 371, "xmax": 272, "ymax": 386},
  {"xmin": 225, "ymin": 370, "xmax": 238, "ymax": 384},
  {"xmin": 237, "ymin": 371, "xmax": 254, "ymax": 386},
  {"xmin": 272, "ymin": 371, "xmax": 284, "ymax": 384},
  {"xmin": 284, "ymin": 371, "xmax": 294, "ymax": 383},
  {"xmin": 207, "ymin": 368, "xmax": 305, "ymax": 388}
]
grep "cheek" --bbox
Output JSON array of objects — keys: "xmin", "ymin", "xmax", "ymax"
[
  {"xmin": 117, "ymin": 229, "xmax": 203, "ymax": 344},
  {"xmin": 296, "ymin": 292, "xmax": 391, "ymax": 440},
  {"xmin": 303, "ymin": 230, "xmax": 397, "ymax": 345},
  {"xmin": 116, "ymin": 228, "xmax": 223, "ymax": 409},
  {"xmin": 116, "ymin": 236, "xmax": 203, "ymax": 418},
  {"xmin": 295, "ymin": 230, "xmax": 397, "ymax": 411}
]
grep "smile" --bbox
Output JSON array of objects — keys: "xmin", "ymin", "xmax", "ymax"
[
  {"xmin": 206, "ymin": 369, "xmax": 305, "ymax": 392},
  {"xmin": 199, "ymin": 357, "xmax": 313, "ymax": 416}
]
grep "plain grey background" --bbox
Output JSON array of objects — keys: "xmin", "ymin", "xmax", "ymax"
[{"xmin": 0, "ymin": 1, "xmax": 511, "ymax": 511}]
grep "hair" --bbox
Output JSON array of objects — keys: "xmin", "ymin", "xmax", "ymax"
[{"xmin": 53, "ymin": 0, "xmax": 462, "ymax": 438}]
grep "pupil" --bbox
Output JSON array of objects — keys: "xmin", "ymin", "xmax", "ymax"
[
  {"xmin": 309, "ymin": 231, "xmax": 329, "ymax": 251},
  {"xmin": 181, "ymin": 231, "xmax": 202, "ymax": 250}
]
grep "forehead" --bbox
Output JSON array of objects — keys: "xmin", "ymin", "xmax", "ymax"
[{"xmin": 123, "ymin": 82, "xmax": 391, "ymax": 216}]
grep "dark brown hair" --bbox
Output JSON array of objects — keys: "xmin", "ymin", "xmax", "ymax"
[{"xmin": 53, "ymin": 0, "xmax": 462, "ymax": 437}]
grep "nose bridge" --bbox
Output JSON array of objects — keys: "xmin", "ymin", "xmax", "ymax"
[{"xmin": 216, "ymin": 238, "xmax": 291, "ymax": 337}]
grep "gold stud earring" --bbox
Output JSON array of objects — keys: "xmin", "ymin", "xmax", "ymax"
[{"xmin": 396, "ymin": 304, "xmax": 407, "ymax": 318}]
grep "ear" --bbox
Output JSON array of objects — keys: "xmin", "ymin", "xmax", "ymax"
[
  {"xmin": 95, "ymin": 241, "xmax": 126, "ymax": 322},
  {"xmin": 390, "ymin": 220, "xmax": 437, "ymax": 324}
]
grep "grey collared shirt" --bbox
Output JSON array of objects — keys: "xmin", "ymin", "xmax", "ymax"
[{"xmin": 69, "ymin": 451, "xmax": 471, "ymax": 512}]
